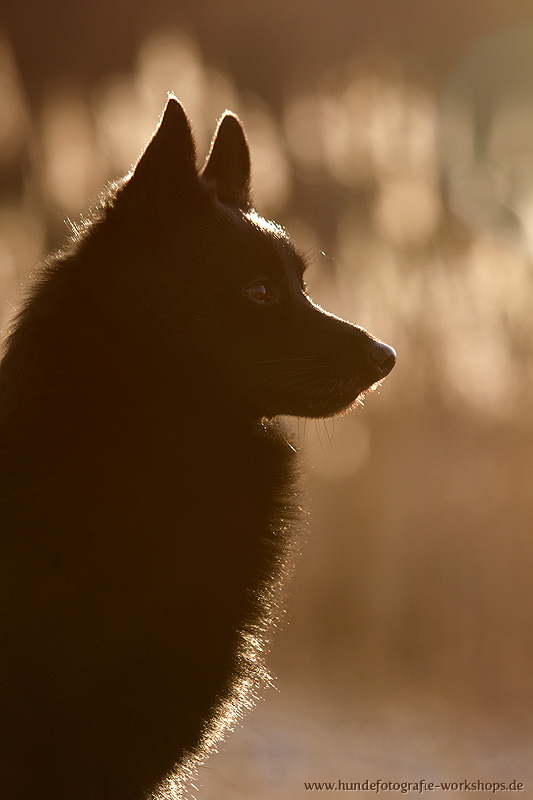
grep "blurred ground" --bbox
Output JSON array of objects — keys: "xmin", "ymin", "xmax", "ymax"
[
  {"xmin": 198, "ymin": 689, "xmax": 533, "ymax": 799},
  {"xmin": 2, "ymin": 3, "xmax": 533, "ymax": 797}
]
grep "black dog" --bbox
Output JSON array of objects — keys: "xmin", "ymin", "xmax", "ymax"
[{"xmin": 0, "ymin": 96, "xmax": 395, "ymax": 799}]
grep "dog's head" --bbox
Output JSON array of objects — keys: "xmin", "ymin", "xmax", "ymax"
[{"xmin": 111, "ymin": 96, "xmax": 395, "ymax": 419}]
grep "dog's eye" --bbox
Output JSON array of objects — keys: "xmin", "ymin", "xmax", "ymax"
[{"xmin": 245, "ymin": 282, "xmax": 277, "ymax": 305}]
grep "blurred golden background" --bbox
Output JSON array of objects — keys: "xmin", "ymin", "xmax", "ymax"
[{"xmin": 2, "ymin": 2, "xmax": 533, "ymax": 797}]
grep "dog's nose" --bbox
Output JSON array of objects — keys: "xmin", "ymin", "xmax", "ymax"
[{"xmin": 369, "ymin": 341, "xmax": 396, "ymax": 377}]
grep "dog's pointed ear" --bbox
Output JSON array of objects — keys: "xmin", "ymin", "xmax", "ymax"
[
  {"xmin": 129, "ymin": 96, "xmax": 197, "ymax": 198},
  {"xmin": 201, "ymin": 113, "xmax": 251, "ymax": 209}
]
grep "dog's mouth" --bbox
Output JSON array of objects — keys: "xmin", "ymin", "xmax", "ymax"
[
  {"xmin": 261, "ymin": 369, "xmax": 393, "ymax": 420},
  {"xmin": 297, "ymin": 375, "xmax": 385, "ymax": 419},
  {"xmin": 245, "ymin": 340, "xmax": 396, "ymax": 420},
  {"xmin": 301, "ymin": 343, "xmax": 397, "ymax": 419}
]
